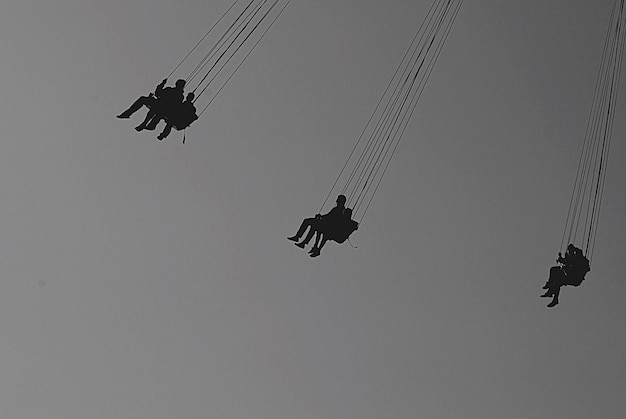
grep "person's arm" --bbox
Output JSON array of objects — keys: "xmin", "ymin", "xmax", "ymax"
[{"xmin": 155, "ymin": 79, "xmax": 167, "ymax": 96}]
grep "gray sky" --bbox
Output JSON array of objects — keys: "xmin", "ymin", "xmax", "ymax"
[{"xmin": 1, "ymin": 0, "xmax": 625, "ymax": 418}]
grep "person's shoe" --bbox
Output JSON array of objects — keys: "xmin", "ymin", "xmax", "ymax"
[
  {"xmin": 547, "ymin": 299, "xmax": 559, "ymax": 308},
  {"xmin": 287, "ymin": 236, "xmax": 299, "ymax": 242},
  {"xmin": 294, "ymin": 242, "xmax": 306, "ymax": 249},
  {"xmin": 309, "ymin": 249, "xmax": 321, "ymax": 257},
  {"xmin": 117, "ymin": 113, "xmax": 131, "ymax": 119},
  {"xmin": 542, "ymin": 283, "xmax": 550, "ymax": 289},
  {"xmin": 157, "ymin": 135, "xmax": 165, "ymax": 141},
  {"xmin": 540, "ymin": 292, "xmax": 552, "ymax": 298},
  {"xmin": 135, "ymin": 125, "xmax": 146, "ymax": 131}
]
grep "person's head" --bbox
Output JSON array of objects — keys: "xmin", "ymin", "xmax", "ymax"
[
  {"xmin": 336, "ymin": 195, "xmax": 346, "ymax": 207},
  {"xmin": 175, "ymin": 79, "xmax": 186, "ymax": 88},
  {"xmin": 186, "ymin": 92, "xmax": 195, "ymax": 102}
]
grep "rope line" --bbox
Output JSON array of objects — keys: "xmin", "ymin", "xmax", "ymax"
[
  {"xmin": 343, "ymin": 0, "xmax": 451, "ymax": 207},
  {"xmin": 317, "ymin": 0, "xmax": 442, "ymax": 213},
  {"xmin": 192, "ymin": 0, "xmax": 271, "ymax": 99},
  {"xmin": 560, "ymin": 0, "xmax": 625, "ymax": 263},
  {"xmin": 160, "ymin": 0, "xmax": 290, "ymax": 118},
  {"xmin": 187, "ymin": 0, "xmax": 259, "ymax": 84},
  {"xmin": 198, "ymin": 0, "xmax": 291, "ymax": 117},
  {"xmin": 318, "ymin": 0, "xmax": 463, "ymax": 225},
  {"xmin": 361, "ymin": 0, "xmax": 463, "ymax": 221},
  {"xmin": 341, "ymin": 0, "xmax": 448, "ymax": 205},
  {"xmin": 167, "ymin": 0, "xmax": 242, "ymax": 79},
  {"xmin": 356, "ymin": 0, "xmax": 457, "ymax": 216}
]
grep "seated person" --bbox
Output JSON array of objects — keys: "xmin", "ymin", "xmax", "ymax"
[
  {"xmin": 308, "ymin": 208, "xmax": 359, "ymax": 258},
  {"xmin": 557, "ymin": 244, "xmax": 577, "ymax": 266},
  {"xmin": 541, "ymin": 243, "xmax": 590, "ymax": 307},
  {"xmin": 541, "ymin": 266, "xmax": 566, "ymax": 307},
  {"xmin": 557, "ymin": 244, "xmax": 590, "ymax": 286},
  {"xmin": 287, "ymin": 195, "xmax": 346, "ymax": 250},
  {"xmin": 156, "ymin": 92, "xmax": 198, "ymax": 140}
]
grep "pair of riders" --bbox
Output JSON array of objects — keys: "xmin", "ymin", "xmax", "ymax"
[
  {"xmin": 541, "ymin": 243, "xmax": 590, "ymax": 307},
  {"xmin": 117, "ymin": 78, "xmax": 198, "ymax": 140},
  {"xmin": 287, "ymin": 195, "xmax": 359, "ymax": 257}
]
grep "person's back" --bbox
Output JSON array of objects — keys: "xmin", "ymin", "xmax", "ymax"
[
  {"xmin": 172, "ymin": 100, "xmax": 198, "ymax": 130},
  {"xmin": 334, "ymin": 219, "xmax": 358, "ymax": 244},
  {"xmin": 321, "ymin": 205, "xmax": 343, "ymax": 221},
  {"xmin": 325, "ymin": 208, "xmax": 358, "ymax": 244},
  {"xmin": 155, "ymin": 93, "xmax": 198, "ymax": 141},
  {"xmin": 564, "ymin": 253, "xmax": 590, "ymax": 286}
]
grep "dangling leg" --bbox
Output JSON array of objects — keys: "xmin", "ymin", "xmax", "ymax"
[
  {"xmin": 545, "ymin": 267, "xmax": 564, "ymax": 307},
  {"xmin": 118, "ymin": 95, "xmax": 154, "ymax": 119},
  {"xmin": 307, "ymin": 231, "xmax": 321, "ymax": 253},
  {"xmin": 298, "ymin": 223, "xmax": 320, "ymax": 248},
  {"xmin": 547, "ymin": 285, "xmax": 561, "ymax": 307},
  {"xmin": 157, "ymin": 123, "xmax": 173, "ymax": 140},
  {"xmin": 145, "ymin": 114, "xmax": 165, "ymax": 131},
  {"xmin": 288, "ymin": 218, "xmax": 315, "ymax": 243},
  {"xmin": 309, "ymin": 235, "xmax": 327, "ymax": 258},
  {"xmin": 542, "ymin": 266, "xmax": 561, "ymax": 297},
  {"xmin": 135, "ymin": 111, "xmax": 157, "ymax": 131}
]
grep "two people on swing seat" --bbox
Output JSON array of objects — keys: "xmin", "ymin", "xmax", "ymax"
[
  {"xmin": 117, "ymin": 78, "xmax": 198, "ymax": 141},
  {"xmin": 287, "ymin": 195, "xmax": 359, "ymax": 257},
  {"xmin": 541, "ymin": 243, "xmax": 591, "ymax": 307}
]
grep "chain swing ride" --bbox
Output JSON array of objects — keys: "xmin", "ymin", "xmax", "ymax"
[{"xmin": 542, "ymin": 0, "xmax": 625, "ymax": 307}]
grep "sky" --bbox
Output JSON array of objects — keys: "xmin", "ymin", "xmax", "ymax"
[{"xmin": 1, "ymin": 0, "xmax": 625, "ymax": 418}]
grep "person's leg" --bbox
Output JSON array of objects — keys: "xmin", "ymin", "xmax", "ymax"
[
  {"xmin": 300, "ymin": 225, "xmax": 318, "ymax": 245},
  {"xmin": 308, "ymin": 231, "xmax": 322, "ymax": 253},
  {"xmin": 118, "ymin": 96, "xmax": 153, "ymax": 118},
  {"xmin": 157, "ymin": 123, "xmax": 173, "ymax": 140},
  {"xmin": 145, "ymin": 114, "xmax": 164, "ymax": 130},
  {"xmin": 542, "ymin": 266, "xmax": 561, "ymax": 297},
  {"xmin": 547, "ymin": 286, "xmax": 560, "ymax": 307},
  {"xmin": 288, "ymin": 218, "xmax": 315, "ymax": 242},
  {"xmin": 309, "ymin": 236, "xmax": 327, "ymax": 257},
  {"xmin": 546, "ymin": 267, "xmax": 564, "ymax": 307},
  {"xmin": 135, "ymin": 111, "xmax": 156, "ymax": 131}
]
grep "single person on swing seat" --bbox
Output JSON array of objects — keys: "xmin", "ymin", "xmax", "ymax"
[
  {"xmin": 287, "ymin": 195, "xmax": 346, "ymax": 250},
  {"xmin": 541, "ymin": 244, "xmax": 590, "ymax": 307}
]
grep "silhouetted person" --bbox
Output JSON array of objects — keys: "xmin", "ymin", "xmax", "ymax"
[
  {"xmin": 288, "ymin": 195, "xmax": 346, "ymax": 251},
  {"xmin": 541, "ymin": 266, "xmax": 566, "ymax": 307},
  {"xmin": 557, "ymin": 244, "xmax": 576, "ymax": 266},
  {"xmin": 541, "ymin": 243, "xmax": 590, "ymax": 307},
  {"xmin": 308, "ymin": 207, "xmax": 359, "ymax": 257},
  {"xmin": 143, "ymin": 79, "xmax": 186, "ymax": 131},
  {"xmin": 156, "ymin": 92, "xmax": 199, "ymax": 140},
  {"xmin": 556, "ymin": 244, "xmax": 589, "ymax": 284},
  {"xmin": 117, "ymin": 79, "xmax": 186, "ymax": 131}
]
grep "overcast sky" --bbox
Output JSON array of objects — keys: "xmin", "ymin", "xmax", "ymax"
[{"xmin": 1, "ymin": 1, "xmax": 625, "ymax": 418}]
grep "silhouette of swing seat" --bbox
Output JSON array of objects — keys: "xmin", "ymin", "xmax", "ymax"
[
  {"xmin": 164, "ymin": 112, "xmax": 199, "ymax": 131},
  {"xmin": 548, "ymin": 266, "xmax": 588, "ymax": 288},
  {"xmin": 323, "ymin": 221, "xmax": 359, "ymax": 244}
]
